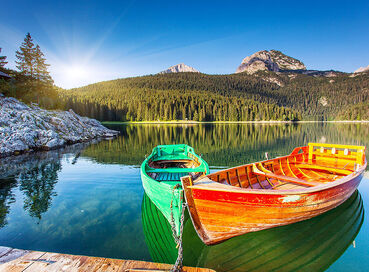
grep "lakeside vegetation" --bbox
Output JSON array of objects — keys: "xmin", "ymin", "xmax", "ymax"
[
  {"xmin": 61, "ymin": 71, "xmax": 369, "ymax": 122},
  {"xmin": 61, "ymin": 78, "xmax": 300, "ymax": 122},
  {"xmin": 0, "ymin": 33, "xmax": 62, "ymax": 109}
]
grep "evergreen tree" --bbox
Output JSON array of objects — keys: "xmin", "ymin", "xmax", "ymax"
[
  {"xmin": 34, "ymin": 45, "xmax": 53, "ymax": 84},
  {"xmin": 0, "ymin": 48, "xmax": 7, "ymax": 67},
  {"xmin": 16, "ymin": 33, "xmax": 36, "ymax": 76}
]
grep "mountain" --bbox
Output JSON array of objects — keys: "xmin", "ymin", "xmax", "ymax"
[
  {"xmin": 159, "ymin": 63, "xmax": 200, "ymax": 74},
  {"xmin": 236, "ymin": 50, "xmax": 306, "ymax": 74},
  {"xmin": 354, "ymin": 65, "xmax": 369, "ymax": 73},
  {"xmin": 53, "ymin": 49, "xmax": 369, "ymax": 122},
  {"xmin": 60, "ymin": 69, "xmax": 369, "ymax": 122}
]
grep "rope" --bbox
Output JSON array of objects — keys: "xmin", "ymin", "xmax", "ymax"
[{"xmin": 169, "ymin": 185, "xmax": 187, "ymax": 272}]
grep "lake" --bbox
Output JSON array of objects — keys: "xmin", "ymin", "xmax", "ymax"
[{"xmin": 0, "ymin": 123, "xmax": 368, "ymax": 271}]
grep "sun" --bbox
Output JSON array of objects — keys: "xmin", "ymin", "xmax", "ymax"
[
  {"xmin": 56, "ymin": 63, "xmax": 93, "ymax": 88},
  {"xmin": 66, "ymin": 65, "xmax": 88, "ymax": 79}
]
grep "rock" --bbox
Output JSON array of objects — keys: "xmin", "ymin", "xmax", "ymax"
[
  {"xmin": 354, "ymin": 65, "xmax": 369, "ymax": 73},
  {"xmin": 319, "ymin": 96, "xmax": 328, "ymax": 106},
  {"xmin": 236, "ymin": 50, "xmax": 306, "ymax": 74},
  {"xmin": 159, "ymin": 63, "xmax": 200, "ymax": 74},
  {"xmin": 269, "ymin": 50, "xmax": 306, "ymax": 71},
  {"xmin": 0, "ymin": 95, "xmax": 118, "ymax": 158},
  {"xmin": 262, "ymin": 77, "xmax": 284, "ymax": 87},
  {"xmin": 45, "ymin": 138, "xmax": 65, "ymax": 149}
]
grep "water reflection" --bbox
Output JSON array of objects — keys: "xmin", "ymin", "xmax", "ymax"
[
  {"xmin": 0, "ymin": 123, "xmax": 367, "ymax": 268},
  {"xmin": 90, "ymin": 123, "xmax": 369, "ymax": 167},
  {"xmin": 142, "ymin": 191, "xmax": 364, "ymax": 272},
  {"xmin": 0, "ymin": 178, "xmax": 17, "ymax": 227},
  {"xmin": 18, "ymin": 162, "xmax": 60, "ymax": 220},
  {"xmin": 0, "ymin": 142, "xmax": 92, "ymax": 225}
]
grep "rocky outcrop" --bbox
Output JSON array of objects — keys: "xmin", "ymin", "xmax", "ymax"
[
  {"xmin": 298, "ymin": 70, "xmax": 341, "ymax": 77},
  {"xmin": 354, "ymin": 65, "xmax": 369, "ymax": 73},
  {"xmin": 0, "ymin": 94, "xmax": 118, "ymax": 158},
  {"xmin": 159, "ymin": 63, "xmax": 200, "ymax": 74},
  {"xmin": 236, "ymin": 50, "xmax": 306, "ymax": 74}
]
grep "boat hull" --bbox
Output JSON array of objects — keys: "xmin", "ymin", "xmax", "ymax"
[
  {"xmin": 141, "ymin": 171, "xmax": 183, "ymax": 235},
  {"xmin": 140, "ymin": 144, "xmax": 209, "ymax": 235},
  {"xmin": 182, "ymin": 170, "xmax": 364, "ymax": 245}
]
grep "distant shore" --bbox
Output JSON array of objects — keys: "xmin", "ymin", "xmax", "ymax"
[{"xmin": 102, "ymin": 120, "xmax": 369, "ymax": 125}]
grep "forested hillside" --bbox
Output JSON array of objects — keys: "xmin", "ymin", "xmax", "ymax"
[{"xmin": 60, "ymin": 71, "xmax": 369, "ymax": 121}]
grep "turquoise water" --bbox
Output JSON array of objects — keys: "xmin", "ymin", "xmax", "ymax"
[{"xmin": 0, "ymin": 123, "xmax": 368, "ymax": 271}]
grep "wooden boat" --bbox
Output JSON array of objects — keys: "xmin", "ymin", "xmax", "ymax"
[
  {"xmin": 181, "ymin": 143, "xmax": 367, "ymax": 245},
  {"xmin": 141, "ymin": 144, "xmax": 209, "ymax": 235},
  {"xmin": 141, "ymin": 190, "xmax": 364, "ymax": 272}
]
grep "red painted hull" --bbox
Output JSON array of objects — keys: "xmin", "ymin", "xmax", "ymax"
[
  {"xmin": 191, "ymin": 172, "xmax": 363, "ymax": 244},
  {"xmin": 181, "ymin": 143, "xmax": 367, "ymax": 245}
]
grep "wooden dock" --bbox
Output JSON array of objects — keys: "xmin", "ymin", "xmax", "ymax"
[{"xmin": 0, "ymin": 247, "xmax": 214, "ymax": 272}]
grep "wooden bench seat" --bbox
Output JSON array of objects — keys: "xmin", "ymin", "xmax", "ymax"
[
  {"xmin": 291, "ymin": 162, "xmax": 353, "ymax": 175},
  {"xmin": 154, "ymin": 172, "xmax": 189, "ymax": 181},
  {"xmin": 252, "ymin": 164, "xmax": 321, "ymax": 187}
]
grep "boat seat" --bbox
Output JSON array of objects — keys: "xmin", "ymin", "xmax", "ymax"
[
  {"xmin": 291, "ymin": 163, "xmax": 353, "ymax": 175},
  {"xmin": 154, "ymin": 172, "xmax": 189, "ymax": 182},
  {"xmin": 152, "ymin": 154, "xmax": 189, "ymax": 161},
  {"xmin": 252, "ymin": 164, "xmax": 321, "ymax": 187}
]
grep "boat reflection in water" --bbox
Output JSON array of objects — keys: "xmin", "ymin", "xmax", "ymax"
[{"xmin": 142, "ymin": 190, "xmax": 364, "ymax": 272}]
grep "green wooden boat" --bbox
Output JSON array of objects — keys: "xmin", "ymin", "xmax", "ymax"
[
  {"xmin": 141, "ymin": 190, "xmax": 364, "ymax": 271},
  {"xmin": 140, "ymin": 144, "xmax": 209, "ymax": 235}
]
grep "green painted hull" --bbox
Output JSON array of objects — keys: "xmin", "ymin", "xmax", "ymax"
[
  {"xmin": 141, "ymin": 193, "xmax": 179, "ymax": 264},
  {"xmin": 140, "ymin": 144, "xmax": 209, "ymax": 235},
  {"xmin": 141, "ymin": 172, "xmax": 184, "ymax": 236},
  {"xmin": 142, "ymin": 190, "xmax": 364, "ymax": 271}
]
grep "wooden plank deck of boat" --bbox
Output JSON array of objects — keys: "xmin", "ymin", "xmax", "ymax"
[{"xmin": 0, "ymin": 247, "xmax": 215, "ymax": 272}]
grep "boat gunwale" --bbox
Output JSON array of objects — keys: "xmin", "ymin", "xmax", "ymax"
[
  {"xmin": 188, "ymin": 154, "xmax": 367, "ymax": 196},
  {"xmin": 140, "ymin": 144, "xmax": 209, "ymax": 188}
]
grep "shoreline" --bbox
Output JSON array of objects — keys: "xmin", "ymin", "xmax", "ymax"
[
  {"xmin": 102, "ymin": 120, "xmax": 369, "ymax": 125},
  {"xmin": 0, "ymin": 95, "xmax": 119, "ymax": 159}
]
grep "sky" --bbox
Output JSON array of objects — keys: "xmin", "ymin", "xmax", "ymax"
[{"xmin": 1, "ymin": 0, "xmax": 368, "ymax": 89}]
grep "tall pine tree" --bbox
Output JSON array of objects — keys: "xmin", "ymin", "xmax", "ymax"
[
  {"xmin": 0, "ymin": 48, "xmax": 8, "ymax": 68},
  {"xmin": 34, "ymin": 45, "xmax": 53, "ymax": 85},
  {"xmin": 14, "ymin": 33, "xmax": 57, "ymax": 107},
  {"xmin": 16, "ymin": 33, "xmax": 36, "ymax": 77}
]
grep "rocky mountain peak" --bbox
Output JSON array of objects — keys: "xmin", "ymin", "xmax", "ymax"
[
  {"xmin": 354, "ymin": 65, "xmax": 369, "ymax": 73},
  {"xmin": 236, "ymin": 50, "xmax": 306, "ymax": 74},
  {"xmin": 159, "ymin": 63, "xmax": 200, "ymax": 74}
]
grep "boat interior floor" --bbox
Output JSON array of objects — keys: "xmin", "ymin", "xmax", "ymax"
[
  {"xmin": 152, "ymin": 172, "xmax": 190, "ymax": 182},
  {"xmin": 206, "ymin": 159, "xmax": 356, "ymax": 191},
  {"xmin": 148, "ymin": 159, "xmax": 197, "ymax": 169},
  {"xmin": 148, "ymin": 159, "xmax": 204, "ymax": 184}
]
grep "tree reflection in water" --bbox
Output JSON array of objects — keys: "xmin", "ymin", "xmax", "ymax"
[
  {"xmin": 0, "ymin": 142, "xmax": 93, "ymax": 225},
  {"xmin": 0, "ymin": 177, "xmax": 17, "ymax": 227},
  {"xmin": 18, "ymin": 162, "xmax": 61, "ymax": 220}
]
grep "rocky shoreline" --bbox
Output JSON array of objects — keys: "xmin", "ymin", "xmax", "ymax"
[{"xmin": 0, "ymin": 94, "xmax": 118, "ymax": 158}]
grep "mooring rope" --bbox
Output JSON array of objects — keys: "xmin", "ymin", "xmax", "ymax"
[{"xmin": 170, "ymin": 185, "xmax": 187, "ymax": 272}]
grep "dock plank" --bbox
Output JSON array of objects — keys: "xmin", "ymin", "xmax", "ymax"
[
  {"xmin": 0, "ymin": 248, "xmax": 215, "ymax": 272},
  {"xmin": 0, "ymin": 249, "xmax": 45, "ymax": 272}
]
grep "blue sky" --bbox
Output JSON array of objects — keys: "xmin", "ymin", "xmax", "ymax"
[{"xmin": 1, "ymin": 0, "xmax": 368, "ymax": 88}]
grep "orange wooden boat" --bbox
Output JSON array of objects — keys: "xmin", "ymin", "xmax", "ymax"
[{"xmin": 181, "ymin": 143, "xmax": 367, "ymax": 245}]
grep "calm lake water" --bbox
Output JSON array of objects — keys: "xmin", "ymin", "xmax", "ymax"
[{"xmin": 0, "ymin": 123, "xmax": 368, "ymax": 271}]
